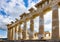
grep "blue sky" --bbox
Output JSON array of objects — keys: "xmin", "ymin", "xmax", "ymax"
[
  {"xmin": 0, "ymin": 0, "xmax": 60, "ymax": 38},
  {"xmin": 0, "ymin": 0, "xmax": 41, "ymax": 38}
]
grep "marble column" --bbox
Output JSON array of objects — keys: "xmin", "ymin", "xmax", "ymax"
[
  {"xmin": 12, "ymin": 28, "xmax": 13, "ymax": 40},
  {"xmin": 23, "ymin": 21, "xmax": 27, "ymax": 40},
  {"xmin": 52, "ymin": 4, "xmax": 59, "ymax": 39},
  {"xmin": 39, "ymin": 14, "xmax": 44, "ymax": 39},
  {"xmin": 9, "ymin": 29, "xmax": 11, "ymax": 40},
  {"xmin": 15, "ymin": 26, "xmax": 17, "ymax": 40},
  {"xmin": 8, "ymin": 29, "xmax": 10, "ymax": 40},
  {"xmin": 29, "ymin": 18, "xmax": 34, "ymax": 40},
  {"xmin": 18, "ymin": 24, "xmax": 22, "ymax": 40},
  {"xmin": 13, "ymin": 27, "xmax": 15, "ymax": 40},
  {"xmin": 10, "ymin": 29, "xmax": 12, "ymax": 40},
  {"xmin": 9, "ymin": 28, "xmax": 13, "ymax": 40},
  {"xmin": 16, "ymin": 25, "xmax": 19, "ymax": 40}
]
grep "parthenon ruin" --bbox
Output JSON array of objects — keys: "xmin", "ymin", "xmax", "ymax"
[{"xmin": 7, "ymin": 0, "xmax": 60, "ymax": 40}]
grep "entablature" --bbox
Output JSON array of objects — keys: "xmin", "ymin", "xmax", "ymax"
[{"xmin": 7, "ymin": 0, "xmax": 60, "ymax": 29}]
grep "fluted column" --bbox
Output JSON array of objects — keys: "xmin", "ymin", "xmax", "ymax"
[
  {"xmin": 18, "ymin": 24, "xmax": 22, "ymax": 40},
  {"xmin": 29, "ymin": 18, "xmax": 34, "ymax": 40},
  {"xmin": 38, "ymin": 14, "xmax": 44, "ymax": 39},
  {"xmin": 8, "ymin": 29, "xmax": 10, "ymax": 40},
  {"xmin": 10, "ymin": 29, "xmax": 12, "ymax": 40},
  {"xmin": 12, "ymin": 27, "xmax": 16, "ymax": 40},
  {"xmin": 52, "ymin": 4, "xmax": 59, "ymax": 39},
  {"xmin": 13, "ymin": 27, "xmax": 15, "ymax": 40},
  {"xmin": 16, "ymin": 25, "xmax": 19, "ymax": 40},
  {"xmin": 22, "ymin": 21, "xmax": 27, "ymax": 40},
  {"xmin": 9, "ymin": 28, "xmax": 13, "ymax": 40},
  {"xmin": 15, "ymin": 26, "xmax": 17, "ymax": 40},
  {"xmin": 12, "ymin": 28, "xmax": 13, "ymax": 40}
]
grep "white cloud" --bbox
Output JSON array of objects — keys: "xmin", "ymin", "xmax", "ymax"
[
  {"xmin": 0, "ymin": 0, "xmax": 41, "ymax": 31},
  {"xmin": 44, "ymin": 23, "xmax": 52, "ymax": 32},
  {"xmin": 0, "ymin": 14, "xmax": 13, "ymax": 30},
  {"xmin": 44, "ymin": 11, "xmax": 52, "ymax": 32},
  {"xmin": 0, "ymin": 0, "xmax": 27, "ymax": 31},
  {"xmin": 44, "ymin": 11, "xmax": 52, "ymax": 24},
  {"xmin": 34, "ymin": 16, "xmax": 39, "ymax": 32},
  {"xmin": 0, "ymin": 0, "xmax": 27, "ymax": 20},
  {"xmin": 28, "ymin": 0, "xmax": 41, "ymax": 9}
]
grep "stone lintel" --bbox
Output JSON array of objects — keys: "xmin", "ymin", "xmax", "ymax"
[{"xmin": 35, "ymin": 0, "xmax": 46, "ymax": 8}]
